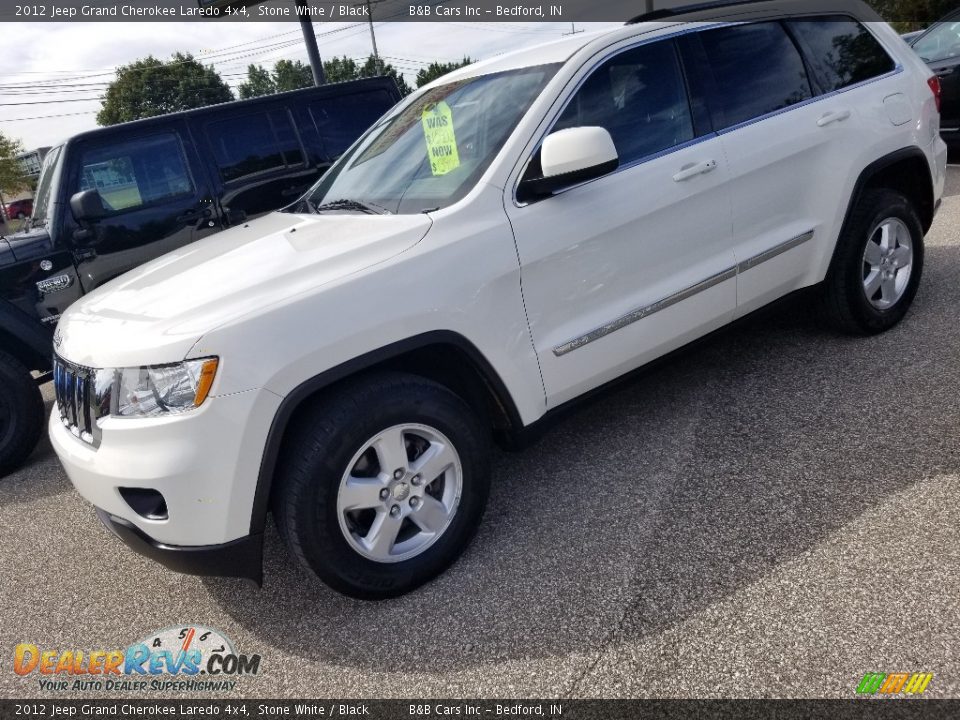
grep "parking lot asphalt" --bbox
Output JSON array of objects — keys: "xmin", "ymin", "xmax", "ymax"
[{"xmin": 3, "ymin": 169, "xmax": 960, "ymax": 701}]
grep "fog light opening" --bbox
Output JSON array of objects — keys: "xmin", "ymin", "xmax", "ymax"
[{"xmin": 118, "ymin": 488, "xmax": 169, "ymax": 521}]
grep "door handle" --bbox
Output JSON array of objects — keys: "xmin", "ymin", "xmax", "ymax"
[
  {"xmin": 936, "ymin": 67, "xmax": 955, "ymax": 77},
  {"xmin": 672, "ymin": 159, "xmax": 717, "ymax": 182},
  {"xmin": 176, "ymin": 207, "xmax": 212, "ymax": 223},
  {"xmin": 817, "ymin": 109, "xmax": 851, "ymax": 127}
]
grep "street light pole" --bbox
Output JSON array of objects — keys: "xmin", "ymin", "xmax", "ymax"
[
  {"xmin": 297, "ymin": 4, "xmax": 325, "ymax": 86},
  {"xmin": 366, "ymin": 0, "xmax": 380, "ymax": 73}
]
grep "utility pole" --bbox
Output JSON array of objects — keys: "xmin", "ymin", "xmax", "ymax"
[
  {"xmin": 563, "ymin": 23, "xmax": 583, "ymax": 35},
  {"xmin": 366, "ymin": 0, "xmax": 380, "ymax": 73},
  {"xmin": 297, "ymin": 3, "xmax": 325, "ymax": 86},
  {"xmin": 355, "ymin": 0, "xmax": 385, "ymax": 73},
  {"xmin": 643, "ymin": 0, "xmax": 654, "ymax": 12}
]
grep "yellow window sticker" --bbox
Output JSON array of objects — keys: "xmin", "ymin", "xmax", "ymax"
[{"xmin": 421, "ymin": 101, "xmax": 460, "ymax": 176}]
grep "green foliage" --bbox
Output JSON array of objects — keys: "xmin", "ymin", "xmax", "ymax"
[
  {"xmin": 0, "ymin": 132, "xmax": 28, "ymax": 198},
  {"xmin": 322, "ymin": 55, "xmax": 413, "ymax": 96},
  {"xmin": 416, "ymin": 57, "xmax": 473, "ymax": 88},
  {"xmin": 866, "ymin": 0, "xmax": 959, "ymax": 30},
  {"xmin": 237, "ymin": 63, "xmax": 275, "ymax": 100},
  {"xmin": 97, "ymin": 53, "xmax": 233, "ymax": 126},
  {"xmin": 238, "ymin": 59, "xmax": 314, "ymax": 99}
]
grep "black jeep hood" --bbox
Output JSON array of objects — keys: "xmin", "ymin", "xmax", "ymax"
[{"xmin": 3, "ymin": 226, "xmax": 53, "ymax": 264}]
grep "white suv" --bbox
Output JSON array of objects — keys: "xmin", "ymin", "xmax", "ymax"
[{"xmin": 50, "ymin": 1, "xmax": 946, "ymax": 598}]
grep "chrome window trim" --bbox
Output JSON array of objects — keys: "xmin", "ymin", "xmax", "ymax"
[
  {"xmin": 552, "ymin": 230, "xmax": 815, "ymax": 357},
  {"xmin": 511, "ymin": 18, "xmax": 903, "ymax": 208}
]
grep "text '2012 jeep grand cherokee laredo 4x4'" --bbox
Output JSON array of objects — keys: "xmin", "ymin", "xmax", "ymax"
[{"xmin": 50, "ymin": 1, "xmax": 946, "ymax": 598}]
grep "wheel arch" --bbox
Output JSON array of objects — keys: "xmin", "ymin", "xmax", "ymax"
[
  {"xmin": 847, "ymin": 147, "xmax": 936, "ymax": 236},
  {"xmin": 248, "ymin": 330, "xmax": 523, "ymax": 535},
  {"xmin": 0, "ymin": 300, "xmax": 53, "ymax": 373}
]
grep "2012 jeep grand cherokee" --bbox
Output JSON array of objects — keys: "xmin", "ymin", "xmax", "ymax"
[{"xmin": 49, "ymin": 1, "xmax": 947, "ymax": 598}]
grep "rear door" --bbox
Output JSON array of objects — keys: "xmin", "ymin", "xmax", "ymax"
[
  {"xmin": 688, "ymin": 19, "xmax": 891, "ymax": 315},
  {"xmin": 911, "ymin": 15, "xmax": 960, "ymax": 132},
  {"xmin": 64, "ymin": 121, "xmax": 221, "ymax": 293},
  {"xmin": 198, "ymin": 106, "xmax": 313, "ymax": 225}
]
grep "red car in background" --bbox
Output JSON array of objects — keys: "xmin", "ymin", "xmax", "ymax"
[{"xmin": 4, "ymin": 199, "xmax": 32, "ymax": 220}]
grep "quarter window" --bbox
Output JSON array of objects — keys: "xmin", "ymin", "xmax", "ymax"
[
  {"xmin": 206, "ymin": 109, "xmax": 304, "ymax": 182},
  {"xmin": 78, "ymin": 134, "xmax": 193, "ymax": 213},
  {"xmin": 554, "ymin": 40, "xmax": 694, "ymax": 165},
  {"xmin": 699, "ymin": 22, "xmax": 813, "ymax": 130},
  {"xmin": 310, "ymin": 90, "xmax": 394, "ymax": 159},
  {"xmin": 788, "ymin": 17, "xmax": 895, "ymax": 92}
]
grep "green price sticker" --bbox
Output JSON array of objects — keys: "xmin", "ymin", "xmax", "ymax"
[{"xmin": 421, "ymin": 101, "xmax": 460, "ymax": 176}]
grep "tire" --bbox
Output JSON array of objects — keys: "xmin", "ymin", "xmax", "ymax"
[
  {"xmin": 273, "ymin": 372, "xmax": 490, "ymax": 599},
  {"xmin": 819, "ymin": 189, "xmax": 924, "ymax": 335},
  {"xmin": 0, "ymin": 350, "xmax": 45, "ymax": 478}
]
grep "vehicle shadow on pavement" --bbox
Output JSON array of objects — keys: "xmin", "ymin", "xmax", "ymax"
[{"xmin": 185, "ymin": 244, "xmax": 960, "ymax": 672}]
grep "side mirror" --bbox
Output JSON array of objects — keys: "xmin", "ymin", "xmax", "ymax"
[
  {"xmin": 70, "ymin": 189, "xmax": 107, "ymax": 223},
  {"xmin": 519, "ymin": 126, "xmax": 619, "ymax": 200}
]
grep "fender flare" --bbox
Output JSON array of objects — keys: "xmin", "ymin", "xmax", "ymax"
[
  {"xmin": 0, "ymin": 299, "xmax": 53, "ymax": 372},
  {"xmin": 247, "ymin": 330, "xmax": 523, "ymax": 535}
]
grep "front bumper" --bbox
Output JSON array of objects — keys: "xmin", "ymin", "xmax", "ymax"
[
  {"xmin": 50, "ymin": 385, "xmax": 282, "ymax": 579},
  {"xmin": 96, "ymin": 508, "xmax": 263, "ymax": 586}
]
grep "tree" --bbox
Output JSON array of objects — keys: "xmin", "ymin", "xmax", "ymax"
[
  {"xmin": 237, "ymin": 64, "xmax": 275, "ymax": 99},
  {"xmin": 321, "ymin": 55, "xmax": 413, "ymax": 96},
  {"xmin": 97, "ymin": 53, "xmax": 233, "ymax": 126},
  {"xmin": 416, "ymin": 57, "xmax": 473, "ymax": 88},
  {"xmin": 0, "ymin": 132, "xmax": 28, "ymax": 219},
  {"xmin": 273, "ymin": 59, "xmax": 313, "ymax": 92},
  {"xmin": 866, "ymin": 0, "xmax": 958, "ymax": 30}
]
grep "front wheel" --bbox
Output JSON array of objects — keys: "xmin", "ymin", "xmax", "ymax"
[
  {"xmin": 818, "ymin": 189, "xmax": 924, "ymax": 334},
  {"xmin": 0, "ymin": 350, "xmax": 45, "ymax": 477},
  {"xmin": 273, "ymin": 372, "xmax": 490, "ymax": 599}
]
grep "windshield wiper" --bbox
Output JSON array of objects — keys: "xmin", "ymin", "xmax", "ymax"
[{"xmin": 313, "ymin": 198, "xmax": 390, "ymax": 215}]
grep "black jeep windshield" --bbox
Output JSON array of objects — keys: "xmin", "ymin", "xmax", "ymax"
[{"xmin": 292, "ymin": 64, "xmax": 559, "ymax": 216}]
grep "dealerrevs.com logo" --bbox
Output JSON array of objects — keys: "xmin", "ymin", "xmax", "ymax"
[{"xmin": 13, "ymin": 625, "xmax": 261, "ymax": 693}]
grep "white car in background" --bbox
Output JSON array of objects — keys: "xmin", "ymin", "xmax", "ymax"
[{"xmin": 50, "ymin": 0, "xmax": 946, "ymax": 598}]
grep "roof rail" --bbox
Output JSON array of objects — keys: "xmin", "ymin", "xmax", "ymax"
[{"xmin": 625, "ymin": 0, "xmax": 772, "ymax": 24}]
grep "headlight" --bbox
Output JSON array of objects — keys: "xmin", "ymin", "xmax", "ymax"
[{"xmin": 114, "ymin": 358, "xmax": 219, "ymax": 418}]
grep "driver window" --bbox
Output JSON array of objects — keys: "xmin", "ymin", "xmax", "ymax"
[
  {"xmin": 78, "ymin": 134, "xmax": 193, "ymax": 214},
  {"xmin": 554, "ymin": 40, "xmax": 695, "ymax": 165}
]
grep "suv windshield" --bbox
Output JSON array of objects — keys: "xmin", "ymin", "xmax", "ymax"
[
  {"xmin": 292, "ymin": 64, "xmax": 559, "ymax": 215},
  {"xmin": 913, "ymin": 19, "xmax": 960, "ymax": 63},
  {"xmin": 30, "ymin": 144, "xmax": 63, "ymax": 229}
]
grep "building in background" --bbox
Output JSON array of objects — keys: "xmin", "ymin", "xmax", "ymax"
[{"xmin": 17, "ymin": 146, "xmax": 51, "ymax": 179}]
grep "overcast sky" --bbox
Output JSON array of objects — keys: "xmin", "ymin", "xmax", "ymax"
[{"xmin": 0, "ymin": 19, "xmax": 619, "ymax": 150}]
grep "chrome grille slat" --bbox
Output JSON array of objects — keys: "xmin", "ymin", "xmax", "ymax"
[{"xmin": 53, "ymin": 355, "xmax": 106, "ymax": 448}]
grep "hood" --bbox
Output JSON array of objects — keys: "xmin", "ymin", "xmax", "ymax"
[{"xmin": 56, "ymin": 211, "xmax": 432, "ymax": 368}]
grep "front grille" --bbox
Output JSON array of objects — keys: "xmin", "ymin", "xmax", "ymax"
[{"xmin": 53, "ymin": 356, "xmax": 109, "ymax": 447}]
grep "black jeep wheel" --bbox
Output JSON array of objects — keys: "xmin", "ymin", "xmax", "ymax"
[{"xmin": 0, "ymin": 350, "xmax": 46, "ymax": 477}]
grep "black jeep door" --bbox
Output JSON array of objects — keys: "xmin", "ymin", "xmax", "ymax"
[{"xmin": 64, "ymin": 121, "xmax": 221, "ymax": 293}]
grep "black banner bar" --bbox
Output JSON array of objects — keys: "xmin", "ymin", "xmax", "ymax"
[
  {"xmin": 0, "ymin": 0, "xmax": 931, "ymax": 23},
  {"xmin": 2, "ymin": 700, "xmax": 959, "ymax": 720}
]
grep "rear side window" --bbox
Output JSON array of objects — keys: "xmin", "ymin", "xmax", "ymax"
[
  {"xmin": 310, "ymin": 89, "xmax": 395, "ymax": 159},
  {"xmin": 699, "ymin": 22, "xmax": 813, "ymax": 129},
  {"xmin": 78, "ymin": 134, "xmax": 193, "ymax": 213},
  {"xmin": 787, "ymin": 18, "xmax": 895, "ymax": 93},
  {"xmin": 554, "ymin": 40, "xmax": 694, "ymax": 165},
  {"xmin": 206, "ymin": 109, "xmax": 304, "ymax": 183}
]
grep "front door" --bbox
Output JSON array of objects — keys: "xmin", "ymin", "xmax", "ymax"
[
  {"xmin": 506, "ymin": 38, "xmax": 737, "ymax": 407},
  {"xmin": 65, "ymin": 122, "xmax": 221, "ymax": 293}
]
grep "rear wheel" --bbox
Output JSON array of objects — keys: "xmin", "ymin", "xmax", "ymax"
[
  {"xmin": 273, "ymin": 372, "xmax": 490, "ymax": 599},
  {"xmin": 819, "ymin": 189, "xmax": 924, "ymax": 334},
  {"xmin": 0, "ymin": 351, "xmax": 45, "ymax": 477}
]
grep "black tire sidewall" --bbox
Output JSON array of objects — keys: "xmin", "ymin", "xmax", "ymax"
[
  {"xmin": 838, "ymin": 190, "xmax": 924, "ymax": 333},
  {"xmin": 0, "ymin": 351, "xmax": 45, "ymax": 477},
  {"xmin": 278, "ymin": 376, "xmax": 490, "ymax": 599}
]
